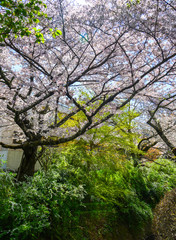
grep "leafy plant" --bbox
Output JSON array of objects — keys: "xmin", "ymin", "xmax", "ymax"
[
  {"xmin": 49, "ymin": 143, "xmax": 176, "ymax": 236},
  {"xmin": 0, "ymin": 0, "xmax": 62, "ymax": 43},
  {"xmin": 0, "ymin": 165, "xmax": 86, "ymax": 240}
]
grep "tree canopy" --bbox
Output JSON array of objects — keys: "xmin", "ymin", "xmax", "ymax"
[{"xmin": 0, "ymin": 0, "xmax": 176, "ymax": 180}]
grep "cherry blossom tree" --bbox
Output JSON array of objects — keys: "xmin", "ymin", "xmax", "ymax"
[
  {"xmin": 0, "ymin": 0, "xmax": 175, "ymax": 180},
  {"xmin": 146, "ymin": 94, "xmax": 176, "ymax": 157}
]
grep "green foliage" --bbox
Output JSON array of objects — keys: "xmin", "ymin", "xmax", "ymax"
[
  {"xmin": 48, "ymin": 145, "xmax": 176, "ymax": 236},
  {"xmin": 57, "ymin": 104, "xmax": 142, "ymax": 163},
  {"xmin": 144, "ymin": 159, "xmax": 176, "ymax": 197},
  {"xmin": 0, "ymin": 0, "xmax": 62, "ymax": 43},
  {"xmin": 0, "ymin": 0, "xmax": 44, "ymax": 41},
  {"xmin": 127, "ymin": 0, "xmax": 141, "ymax": 8},
  {"xmin": 37, "ymin": 107, "xmax": 176, "ymax": 237},
  {"xmin": 0, "ymin": 165, "xmax": 86, "ymax": 240},
  {"xmin": 1, "ymin": 150, "xmax": 176, "ymax": 239}
]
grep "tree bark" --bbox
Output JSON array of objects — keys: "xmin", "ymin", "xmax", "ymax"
[
  {"xmin": 147, "ymin": 119, "xmax": 176, "ymax": 157},
  {"xmin": 16, "ymin": 145, "xmax": 38, "ymax": 181}
]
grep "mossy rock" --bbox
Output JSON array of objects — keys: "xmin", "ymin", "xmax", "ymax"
[{"xmin": 152, "ymin": 188, "xmax": 176, "ymax": 240}]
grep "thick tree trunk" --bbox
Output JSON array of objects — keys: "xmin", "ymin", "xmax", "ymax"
[{"xmin": 16, "ymin": 145, "xmax": 38, "ymax": 181}]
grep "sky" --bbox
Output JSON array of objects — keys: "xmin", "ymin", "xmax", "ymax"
[{"xmin": 75, "ymin": 0, "xmax": 87, "ymax": 5}]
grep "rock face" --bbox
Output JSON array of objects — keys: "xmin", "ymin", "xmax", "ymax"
[{"xmin": 152, "ymin": 188, "xmax": 176, "ymax": 240}]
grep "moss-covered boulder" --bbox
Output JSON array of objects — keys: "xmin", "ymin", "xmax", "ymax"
[{"xmin": 152, "ymin": 188, "xmax": 176, "ymax": 240}]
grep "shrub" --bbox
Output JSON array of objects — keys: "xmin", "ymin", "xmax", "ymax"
[
  {"xmin": 88, "ymin": 158, "xmax": 176, "ymax": 235},
  {"xmin": 0, "ymin": 164, "xmax": 86, "ymax": 240},
  {"xmin": 52, "ymin": 146, "xmax": 176, "ymax": 234},
  {"xmin": 143, "ymin": 159, "xmax": 176, "ymax": 207}
]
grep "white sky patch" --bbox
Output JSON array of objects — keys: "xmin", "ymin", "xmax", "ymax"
[{"xmin": 75, "ymin": 0, "xmax": 87, "ymax": 5}]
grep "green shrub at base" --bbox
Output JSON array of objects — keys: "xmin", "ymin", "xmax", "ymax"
[{"xmin": 0, "ymin": 165, "xmax": 86, "ymax": 240}]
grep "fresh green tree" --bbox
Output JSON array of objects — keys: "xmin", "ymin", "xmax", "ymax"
[{"xmin": 56, "ymin": 103, "xmax": 142, "ymax": 165}]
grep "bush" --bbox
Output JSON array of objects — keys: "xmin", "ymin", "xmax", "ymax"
[
  {"xmin": 0, "ymin": 164, "xmax": 86, "ymax": 240},
  {"xmin": 152, "ymin": 188, "xmax": 176, "ymax": 240},
  {"xmin": 143, "ymin": 159, "xmax": 176, "ymax": 207},
  {"xmin": 87, "ymin": 158, "xmax": 176, "ymax": 235},
  {"xmin": 52, "ymin": 147, "xmax": 176, "ymax": 235}
]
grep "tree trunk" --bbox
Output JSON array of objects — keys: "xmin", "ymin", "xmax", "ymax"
[{"xmin": 16, "ymin": 145, "xmax": 38, "ymax": 181}]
